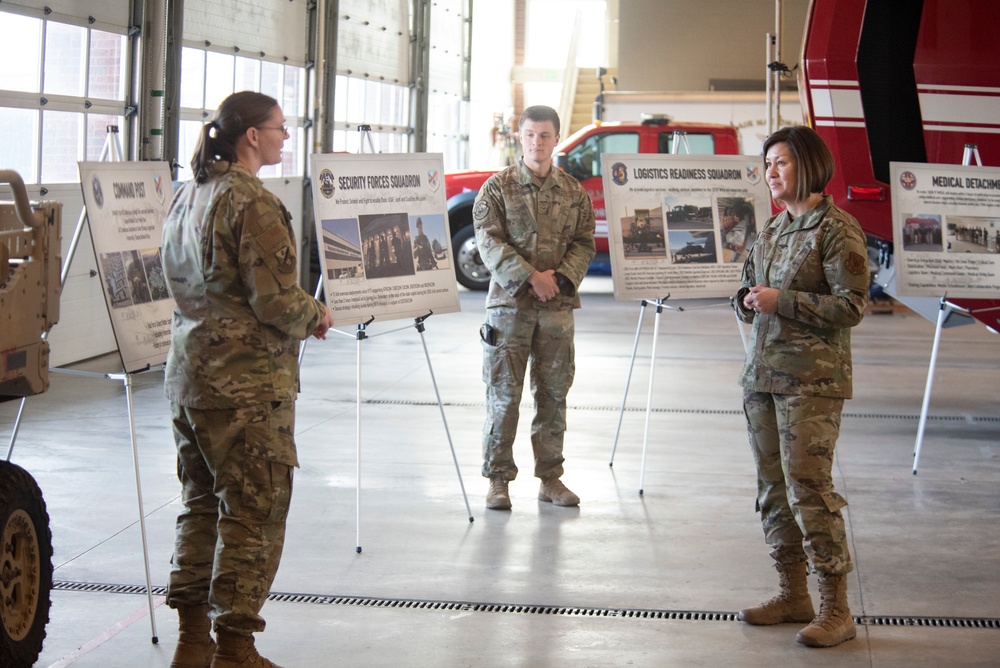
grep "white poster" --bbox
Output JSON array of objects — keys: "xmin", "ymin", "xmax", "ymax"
[
  {"xmin": 78, "ymin": 161, "xmax": 175, "ymax": 373},
  {"xmin": 309, "ymin": 153, "xmax": 461, "ymax": 326},
  {"xmin": 890, "ymin": 162, "xmax": 1000, "ymax": 298},
  {"xmin": 601, "ymin": 153, "xmax": 771, "ymax": 300}
]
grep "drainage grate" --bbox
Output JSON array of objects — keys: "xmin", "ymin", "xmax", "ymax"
[
  {"xmin": 365, "ymin": 399, "xmax": 1000, "ymax": 423},
  {"xmin": 51, "ymin": 581, "xmax": 1000, "ymax": 629}
]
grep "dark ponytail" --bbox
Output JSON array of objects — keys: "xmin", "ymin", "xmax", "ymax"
[{"xmin": 191, "ymin": 91, "xmax": 279, "ymax": 184}]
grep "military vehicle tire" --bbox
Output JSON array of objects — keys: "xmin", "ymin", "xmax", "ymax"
[{"xmin": 0, "ymin": 460, "xmax": 52, "ymax": 668}]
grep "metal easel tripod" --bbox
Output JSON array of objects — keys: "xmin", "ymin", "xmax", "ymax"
[
  {"xmin": 911, "ymin": 144, "xmax": 1000, "ymax": 474},
  {"xmin": 308, "ymin": 125, "xmax": 472, "ymax": 554},
  {"xmin": 606, "ymin": 130, "xmax": 699, "ymax": 496}
]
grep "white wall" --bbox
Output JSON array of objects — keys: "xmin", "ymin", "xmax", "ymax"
[{"xmin": 616, "ymin": 0, "xmax": 809, "ymax": 91}]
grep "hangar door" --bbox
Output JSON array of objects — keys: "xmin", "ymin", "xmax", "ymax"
[
  {"xmin": 0, "ymin": 0, "xmax": 133, "ymax": 365},
  {"xmin": 332, "ymin": 0, "xmax": 470, "ymax": 171}
]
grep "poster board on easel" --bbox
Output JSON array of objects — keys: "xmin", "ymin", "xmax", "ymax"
[
  {"xmin": 77, "ymin": 161, "xmax": 175, "ymax": 373},
  {"xmin": 888, "ymin": 160, "xmax": 1000, "ymax": 474},
  {"xmin": 890, "ymin": 161, "xmax": 1000, "ymax": 299},
  {"xmin": 601, "ymin": 153, "xmax": 772, "ymax": 300},
  {"xmin": 309, "ymin": 152, "xmax": 460, "ymax": 326}
]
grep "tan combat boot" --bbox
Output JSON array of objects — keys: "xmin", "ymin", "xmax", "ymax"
[
  {"xmin": 211, "ymin": 629, "xmax": 283, "ymax": 668},
  {"xmin": 170, "ymin": 604, "xmax": 215, "ymax": 668},
  {"xmin": 738, "ymin": 560, "xmax": 815, "ymax": 625},
  {"xmin": 796, "ymin": 573, "xmax": 857, "ymax": 647},
  {"xmin": 486, "ymin": 477, "xmax": 511, "ymax": 510},
  {"xmin": 538, "ymin": 477, "xmax": 580, "ymax": 506}
]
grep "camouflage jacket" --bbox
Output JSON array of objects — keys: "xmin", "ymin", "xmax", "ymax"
[
  {"xmin": 162, "ymin": 161, "xmax": 325, "ymax": 409},
  {"xmin": 735, "ymin": 195, "xmax": 869, "ymax": 398},
  {"xmin": 473, "ymin": 160, "xmax": 596, "ymax": 309}
]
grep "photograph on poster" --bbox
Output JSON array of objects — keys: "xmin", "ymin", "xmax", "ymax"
[
  {"xmin": 360, "ymin": 212, "xmax": 415, "ymax": 279},
  {"xmin": 902, "ymin": 214, "xmax": 942, "ymax": 251},
  {"xmin": 945, "ymin": 216, "xmax": 1000, "ymax": 255},
  {"xmin": 668, "ymin": 230, "xmax": 717, "ymax": 263},
  {"xmin": 99, "ymin": 251, "xmax": 132, "ymax": 308},
  {"xmin": 619, "ymin": 206, "xmax": 666, "ymax": 259},
  {"xmin": 319, "ymin": 218, "xmax": 365, "ymax": 281},
  {"xmin": 717, "ymin": 196, "xmax": 758, "ymax": 263},
  {"xmin": 142, "ymin": 248, "xmax": 169, "ymax": 300},
  {"xmin": 664, "ymin": 195, "xmax": 713, "ymax": 230},
  {"xmin": 411, "ymin": 213, "xmax": 450, "ymax": 271},
  {"xmin": 124, "ymin": 250, "xmax": 152, "ymax": 304}
]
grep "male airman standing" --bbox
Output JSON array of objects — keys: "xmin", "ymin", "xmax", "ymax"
[{"xmin": 473, "ymin": 105, "xmax": 596, "ymax": 510}]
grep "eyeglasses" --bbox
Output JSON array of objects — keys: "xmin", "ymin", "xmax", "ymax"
[{"xmin": 256, "ymin": 125, "xmax": 289, "ymax": 134}]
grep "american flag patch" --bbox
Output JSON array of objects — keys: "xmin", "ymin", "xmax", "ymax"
[{"xmin": 257, "ymin": 225, "xmax": 286, "ymax": 252}]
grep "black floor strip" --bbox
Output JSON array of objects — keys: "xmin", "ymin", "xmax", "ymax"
[
  {"xmin": 50, "ymin": 581, "xmax": 1000, "ymax": 629},
  {"xmin": 364, "ymin": 399, "xmax": 1000, "ymax": 423}
]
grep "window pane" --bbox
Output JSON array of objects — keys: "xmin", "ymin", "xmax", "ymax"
[
  {"xmin": 235, "ymin": 56, "xmax": 261, "ymax": 94},
  {"xmin": 0, "ymin": 14, "xmax": 42, "ymax": 92},
  {"xmin": 659, "ymin": 132, "xmax": 715, "ymax": 155},
  {"xmin": 204, "ymin": 52, "xmax": 235, "ymax": 111},
  {"xmin": 364, "ymin": 80, "xmax": 380, "ymax": 124},
  {"xmin": 260, "ymin": 61, "xmax": 282, "ymax": 102},
  {"xmin": 0, "ymin": 107, "xmax": 39, "ymax": 182},
  {"xmin": 332, "ymin": 129, "xmax": 348, "ymax": 152},
  {"xmin": 602, "ymin": 132, "xmax": 640, "ymax": 153},
  {"xmin": 386, "ymin": 83, "xmax": 409, "ymax": 127},
  {"xmin": 346, "ymin": 77, "xmax": 364, "ymax": 124},
  {"xmin": 89, "ymin": 30, "xmax": 126, "ymax": 100},
  {"xmin": 86, "ymin": 115, "xmax": 125, "ymax": 161},
  {"xmin": 180, "ymin": 48, "xmax": 206, "ymax": 108},
  {"xmin": 398, "ymin": 86, "xmax": 410, "ymax": 128},
  {"xmin": 41, "ymin": 110, "xmax": 83, "ymax": 183},
  {"xmin": 44, "ymin": 22, "xmax": 87, "ymax": 97},
  {"xmin": 283, "ymin": 66, "xmax": 303, "ymax": 117},
  {"xmin": 333, "ymin": 75, "xmax": 348, "ymax": 122}
]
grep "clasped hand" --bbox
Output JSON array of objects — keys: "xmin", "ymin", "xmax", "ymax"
[
  {"xmin": 526, "ymin": 269, "xmax": 560, "ymax": 302},
  {"xmin": 743, "ymin": 285, "xmax": 777, "ymax": 315}
]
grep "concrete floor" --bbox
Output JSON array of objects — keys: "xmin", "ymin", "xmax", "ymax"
[{"xmin": 4, "ymin": 276, "xmax": 999, "ymax": 667}]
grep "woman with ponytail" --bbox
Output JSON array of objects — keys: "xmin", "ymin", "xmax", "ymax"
[{"xmin": 161, "ymin": 91, "xmax": 333, "ymax": 668}]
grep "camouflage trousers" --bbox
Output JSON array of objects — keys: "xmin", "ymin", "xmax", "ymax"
[
  {"xmin": 743, "ymin": 390, "xmax": 853, "ymax": 575},
  {"xmin": 482, "ymin": 306, "xmax": 575, "ymax": 481},
  {"xmin": 166, "ymin": 401, "xmax": 296, "ymax": 633}
]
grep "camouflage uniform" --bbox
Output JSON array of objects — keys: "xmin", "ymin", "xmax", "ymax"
[
  {"xmin": 735, "ymin": 195, "xmax": 869, "ymax": 575},
  {"xmin": 162, "ymin": 161, "xmax": 325, "ymax": 633},
  {"xmin": 473, "ymin": 159, "xmax": 596, "ymax": 480}
]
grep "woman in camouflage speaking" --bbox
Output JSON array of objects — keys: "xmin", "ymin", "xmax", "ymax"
[
  {"xmin": 734, "ymin": 126, "xmax": 869, "ymax": 648},
  {"xmin": 162, "ymin": 91, "xmax": 333, "ymax": 668}
]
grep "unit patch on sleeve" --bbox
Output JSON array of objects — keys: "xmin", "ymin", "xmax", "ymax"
[
  {"xmin": 474, "ymin": 200, "xmax": 490, "ymax": 220},
  {"xmin": 275, "ymin": 247, "xmax": 296, "ymax": 274},
  {"xmin": 845, "ymin": 251, "xmax": 866, "ymax": 276}
]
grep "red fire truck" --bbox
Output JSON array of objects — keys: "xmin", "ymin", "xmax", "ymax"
[{"xmin": 801, "ymin": 0, "xmax": 1000, "ymax": 329}]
